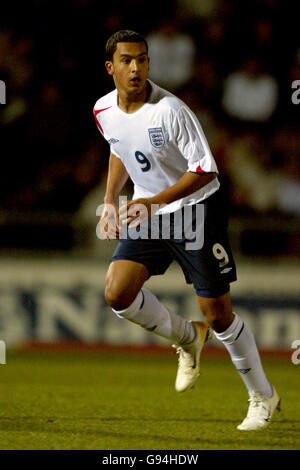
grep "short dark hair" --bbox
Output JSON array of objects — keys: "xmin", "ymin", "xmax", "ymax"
[{"xmin": 105, "ymin": 30, "xmax": 148, "ymax": 61}]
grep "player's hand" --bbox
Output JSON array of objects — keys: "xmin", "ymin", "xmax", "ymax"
[
  {"xmin": 119, "ymin": 198, "xmax": 154, "ymax": 228},
  {"xmin": 99, "ymin": 201, "xmax": 120, "ymax": 240}
]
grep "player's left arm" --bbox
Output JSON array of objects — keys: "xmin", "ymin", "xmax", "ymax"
[
  {"xmin": 119, "ymin": 171, "xmax": 217, "ymax": 227},
  {"xmin": 149, "ymin": 171, "xmax": 217, "ymax": 206}
]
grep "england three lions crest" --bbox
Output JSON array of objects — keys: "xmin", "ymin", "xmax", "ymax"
[{"xmin": 148, "ymin": 127, "xmax": 165, "ymax": 148}]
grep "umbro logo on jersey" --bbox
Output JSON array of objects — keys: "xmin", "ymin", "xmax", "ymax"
[
  {"xmin": 221, "ymin": 267, "xmax": 232, "ymax": 274},
  {"xmin": 108, "ymin": 138, "xmax": 119, "ymax": 144},
  {"xmin": 148, "ymin": 127, "xmax": 165, "ymax": 148}
]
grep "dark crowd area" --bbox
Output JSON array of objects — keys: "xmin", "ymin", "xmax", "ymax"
[{"xmin": 0, "ymin": 0, "xmax": 299, "ymax": 254}]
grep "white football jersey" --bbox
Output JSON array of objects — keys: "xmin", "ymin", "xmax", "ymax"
[{"xmin": 94, "ymin": 80, "xmax": 219, "ymax": 214}]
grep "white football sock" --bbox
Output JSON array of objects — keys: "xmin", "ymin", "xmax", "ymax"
[
  {"xmin": 214, "ymin": 313, "xmax": 273, "ymax": 397},
  {"xmin": 112, "ymin": 288, "xmax": 195, "ymax": 345}
]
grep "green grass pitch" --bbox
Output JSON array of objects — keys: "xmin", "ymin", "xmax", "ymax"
[{"xmin": 0, "ymin": 348, "xmax": 299, "ymax": 450}]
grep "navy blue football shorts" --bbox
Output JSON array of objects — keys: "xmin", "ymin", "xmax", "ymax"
[{"xmin": 111, "ymin": 187, "xmax": 237, "ymax": 298}]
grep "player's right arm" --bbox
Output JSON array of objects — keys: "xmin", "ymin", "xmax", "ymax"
[
  {"xmin": 104, "ymin": 153, "xmax": 129, "ymax": 204},
  {"xmin": 100, "ymin": 153, "xmax": 129, "ymax": 240}
]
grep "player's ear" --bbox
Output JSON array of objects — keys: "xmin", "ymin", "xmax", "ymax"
[{"xmin": 105, "ymin": 61, "xmax": 114, "ymax": 76}]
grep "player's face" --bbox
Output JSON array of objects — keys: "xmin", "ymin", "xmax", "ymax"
[{"xmin": 106, "ymin": 42, "xmax": 149, "ymax": 96}]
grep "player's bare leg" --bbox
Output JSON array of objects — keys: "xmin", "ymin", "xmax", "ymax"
[
  {"xmin": 105, "ymin": 259, "xmax": 149, "ymax": 311},
  {"xmin": 198, "ymin": 291, "xmax": 280, "ymax": 430},
  {"xmin": 197, "ymin": 291, "xmax": 234, "ymax": 333},
  {"xmin": 105, "ymin": 259, "xmax": 196, "ymax": 346}
]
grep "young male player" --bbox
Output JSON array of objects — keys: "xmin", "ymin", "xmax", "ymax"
[{"xmin": 94, "ymin": 30, "xmax": 280, "ymax": 430}]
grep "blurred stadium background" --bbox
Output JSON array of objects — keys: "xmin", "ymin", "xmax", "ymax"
[{"xmin": 0, "ymin": 0, "xmax": 299, "ymax": 352}]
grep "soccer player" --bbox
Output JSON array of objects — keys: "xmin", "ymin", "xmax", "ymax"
[{"xmin": 94, "ymin": 30, "xmax": 280, "ymax": 430}]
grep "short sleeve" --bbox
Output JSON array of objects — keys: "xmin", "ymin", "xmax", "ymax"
[
  {"xmin": 93, "ymin": 107, "xmax": 104, "ymax": 135},
  {"xmin": 173, "ymin": 107, "xmax": 218, "ymax": 174},
  {"xmin": 93, "ymin": 106, "xmax": 122, "ymax": 160}
]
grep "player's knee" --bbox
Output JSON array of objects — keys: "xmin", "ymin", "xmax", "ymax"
[
  {"xmin": 104, "ymin": 286, "xmax": 132, "ymax": 311},
  {"xmin": 199, "ymin": 297, "xmax": 232, "ymax": 332},
  {"xmin": 104, "ymin": 272, "xmax": 135, "ymax": 310}
]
